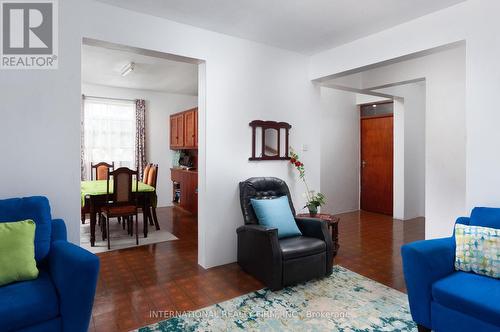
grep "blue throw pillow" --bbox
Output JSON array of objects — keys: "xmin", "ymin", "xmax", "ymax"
[{"xmin": 250, "ymin": 196, "xmax": 302, "ymax": 239}]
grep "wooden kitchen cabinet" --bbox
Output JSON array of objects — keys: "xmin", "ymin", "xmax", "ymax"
[
  {"xmin": 184, "ymin": 109, "xmax": 197, "ymax": 148},
  {"xmin": 170, "ymin": 113, "xmax": 184, "ymax": 148},
  {"xmin": 194, "ymin": 110, "xmax": 198, "ymax": 147},
  {"xmin": 170, "ymin": 107, "xmax": 198, "ymax": 149}
]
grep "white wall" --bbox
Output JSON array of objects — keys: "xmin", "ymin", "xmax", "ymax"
[
  {"xmin": 356, "ymin": 94, "xmax": 390, "ymax": 105},
  {"xmin": 82, "ymin": 83, "xmax": 198, "ymax": 207},
  {"xmin": 403, "ymin": 84, "xmax": 426, "ymax": 220},
  {"xmin": 392, "ymin": 97, "xmax": 405, "ymax": 220},
  {"xmin": 363, "ymin": 47, "xmax": 464, "ymax": 236},
  {"xmin": 331, "ymin": 47, "xmax": 463, "ymax": 232},
  {"xmin": 323, "ymin": 45, "xmax": 455, "ymax": 228},
  {"xmin": 376, "ymin": 84, "xmax": 426, "ymax": 220},
  {"xmin": 394, "ymin": 84, "xmax": 425, "ymax": 220},
  {"xmin": 0, "ymin": 2, "xmax": 82, "ymax": 243},
  {"xmin": 320, "ymin": 87, "xmax": 359, "ymax": 214},
  {"xmin": 310, "ymin": 1, "xmax": 481, "ymax": 238},
  {"xmin": 324, "ymin": 85, "xmax": 425, "ymax": 221},
  {"xmin": 0, "ymin": 0, "xmax": 321, "ymax": 268}
]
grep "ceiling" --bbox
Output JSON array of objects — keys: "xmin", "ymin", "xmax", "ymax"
[
  {"xmin": 96, "ymin": 0, "xmax": 465, "ymax": 54},
  {"xmin": 82, "ymin": 44, "xmax": 198, "ymax": 95}
]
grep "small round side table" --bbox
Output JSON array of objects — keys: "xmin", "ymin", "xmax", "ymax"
[{"xmin": 297, "ymin": 213, "xmax": 340, "ymax": 258}]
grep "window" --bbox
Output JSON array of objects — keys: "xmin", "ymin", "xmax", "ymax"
[
  {"xmin": 83, "ymin": 97, "xmax": 136, "ymax": 178},
  {"xmin": 360, "ymin": 101, "xmax": 393, "ymax": 118}
]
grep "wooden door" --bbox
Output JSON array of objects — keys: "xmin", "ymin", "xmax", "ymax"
[
  {"xmin": 184, "ymin": 109, "xmax": 196, "ymax": 148},
  {"xmin": 360, "ymin": 115, "xmax": 393, "ymax": 215}
]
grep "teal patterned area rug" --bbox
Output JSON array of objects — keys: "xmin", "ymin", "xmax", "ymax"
[{"xmin": 136, "ymin": 266, "xmax": 416, "ymax": 332}]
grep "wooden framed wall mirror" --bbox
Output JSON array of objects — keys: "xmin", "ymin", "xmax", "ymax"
[{"xmin": 249, "ymin": 120, "xmax": 291, "ymax": 161}]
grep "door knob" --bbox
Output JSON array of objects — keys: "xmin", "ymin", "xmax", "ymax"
[{"xmin": 362, "ymin": 160, "xmax": 366, "ymax": 168}]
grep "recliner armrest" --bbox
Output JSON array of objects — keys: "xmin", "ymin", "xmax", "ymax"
[
  {"xmin": 295, "ymin": 217, "xmax": 329, "ymax": 240},
  {"xmin": 49, "ymin": 241, "xmax": 100, "ymax": 332},
  {"xmin": 295, "ymin": 217, "xmax": 333, "ymax": 274},
  {"xmin": 236, "ymin": 224, "xmax": 277, "ymax": 235},
  {"xmin": 236, "ymin": 224, "xmax": 282, "ymax": 290},
  {"xmin": 401, "ymin": 237, "xmax": 456, "ymax": 329}
]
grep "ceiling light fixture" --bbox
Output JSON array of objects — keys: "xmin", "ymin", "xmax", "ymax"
[{"xmin": 120, "ymin": 62, "xmax": 135, "ymax": 77}]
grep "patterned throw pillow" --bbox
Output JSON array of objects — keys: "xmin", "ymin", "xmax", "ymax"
[{"xmin": 455, "ymin": 224, "xmax": 499, "ymax": 279}]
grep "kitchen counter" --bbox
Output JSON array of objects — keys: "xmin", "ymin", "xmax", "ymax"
[
  {"xmin": 170, "ymin": 167, "xmax": 197, "ymax": 174},
  {"xmin": 171, "ymin": 168, "xmax": 198, "ymax": 214}
]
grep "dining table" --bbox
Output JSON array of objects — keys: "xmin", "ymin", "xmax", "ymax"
[{"xmin": 81, "ymin": 180, "xmax": 156, "ymax": 247}]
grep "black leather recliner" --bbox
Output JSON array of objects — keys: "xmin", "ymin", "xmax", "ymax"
[{"xmin": 237, "ymin": 177, "xmax": 333, "ymax": 290}]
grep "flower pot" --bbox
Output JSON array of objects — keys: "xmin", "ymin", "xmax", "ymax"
[{"xmin": 307, "ymin": 204, "xmax": 318, "ymax": 217}]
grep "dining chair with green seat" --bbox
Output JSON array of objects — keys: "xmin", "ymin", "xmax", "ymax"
[
  {"xmin": 143, "ymin": 163, "xmax": 152, "ymax": 183},
  {"xmin": 145, "ymin": 164, "xmax": 160, "ymax": 230},
  {"xmin": 137, "ymin": 163, "xmax": 158, "ymax": 230},
  {"xmin": 121, "ymin": 163, "xmax": 152, "ymax": 231},
  {"xmin": 91, "ymin": 161, "xmax": 115, "ymax": 181},
  {"xmin": 83, "ymin": 162, "xmax": 115, "ymax": 227},
  {"xmin": 81, "ymin": 197, "xmax": 90, "ymax": 225},
  {"xmin": 102, "ymin": 167, "xmax": 139, "ymax": 250},
  {"xmin": 116, "ymin": 162, "xmax": 150, "ymax": 232}
]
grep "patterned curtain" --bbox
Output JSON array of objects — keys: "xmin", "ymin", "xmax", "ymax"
[
  {"xmin": 135, "ymin": 99, "xmax": 146, "ymax": 179},
  {"xmin": 80, "ymin": 95, "xmax": 86, "ymax": 180}
]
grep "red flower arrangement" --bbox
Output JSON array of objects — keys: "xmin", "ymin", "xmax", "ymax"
[
  {"xmin": 289, "ymin": 150, "xmax": 305, "ymax": 179},
  {"xmin": 289, "ymin": 148, "xmax": 326, "ymax": 215}
]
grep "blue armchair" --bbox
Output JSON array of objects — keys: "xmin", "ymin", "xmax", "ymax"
[
  {"xmin": 0, "ymin": 196, "xmax": 100, "ymax": 332},
  {"xmin": 401, "ymin": 208, "xmax": 500, "ymax": 332}
]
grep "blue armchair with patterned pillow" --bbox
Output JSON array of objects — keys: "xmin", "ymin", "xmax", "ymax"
[
  {"xmin": 0, "ymin": 196, "xmax": 100, "ymax": 332},
  {"xmin": 401, "ymin": 208, "xmax": 500, "ymax": 332}
]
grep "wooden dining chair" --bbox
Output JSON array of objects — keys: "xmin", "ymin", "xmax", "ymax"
[
  {"xmin": 89, "ymin": 162, "xmax": 115, "ymax": 227},
  {"xmin": 145, "ymin": 164, "xmax": 160, "ymax": 230},
  {"xmin": 143, "ymin": 163, "xmax": 152, "ymax": 183},
  {"xmin": 102, "ymin": 167, "xmax": 139, "ymax": 250},
  {"xmin": 146, "ymin": 164, "xmax": 158, "ymax": 188},
  {"xmin": 91, "ymin": 162, "xmax": 115, "ymax": 181},
  {"xmin": 81, "ymin": 198, "xmax": 90, "ymax": 224}
]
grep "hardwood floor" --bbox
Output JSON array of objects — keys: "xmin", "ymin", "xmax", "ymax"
[
  {"xmin": 335, "ymin": 210, "xmax": 425, "ymax": 292},
  {"xmin": 88, "ymin": 207, "xmax": 424, "ymax": 332}
]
